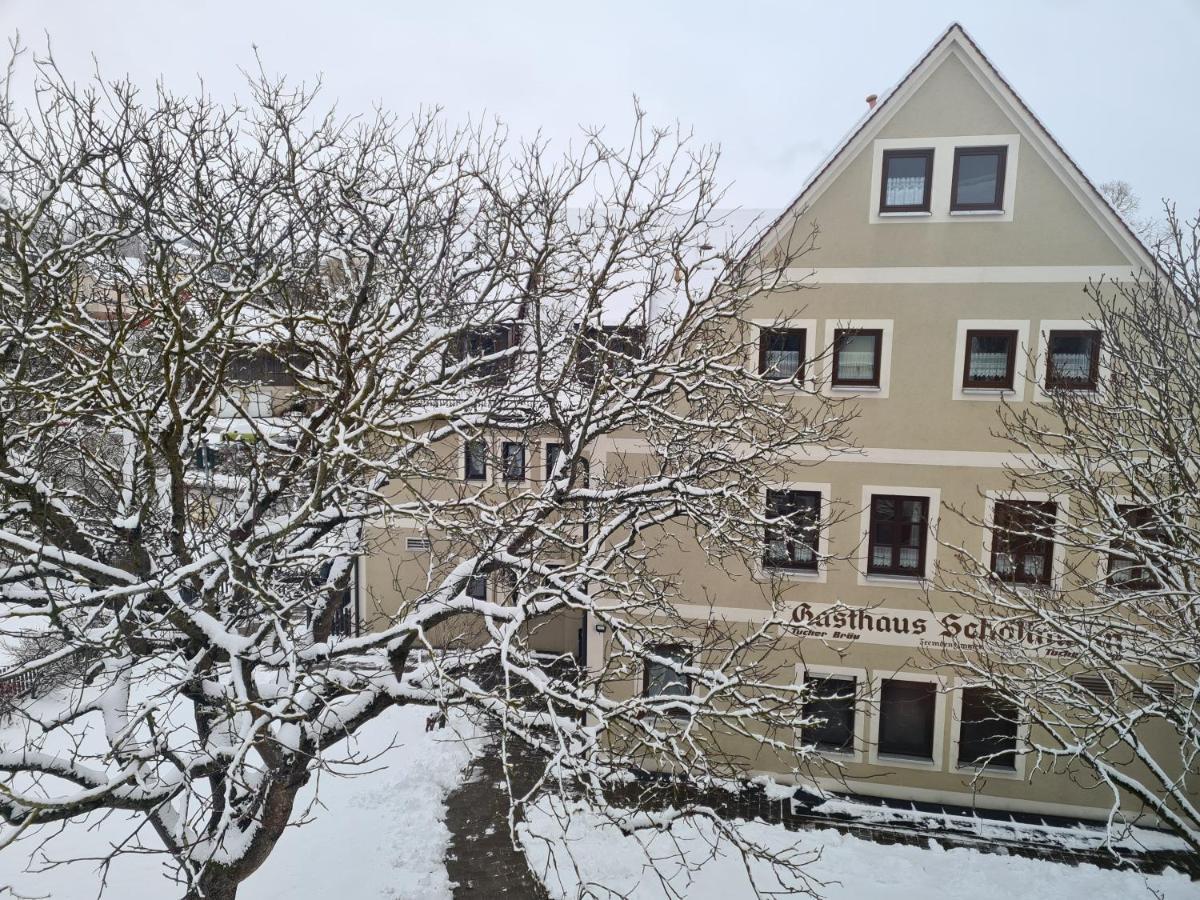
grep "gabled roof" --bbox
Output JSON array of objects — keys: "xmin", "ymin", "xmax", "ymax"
[{"xmin": 747, "ymin": 22, "xmax": 1155, "ymax": 271}]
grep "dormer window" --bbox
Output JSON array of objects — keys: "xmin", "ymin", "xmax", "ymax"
[
  {"xmin": 879, "ymin": 149, "xmax": 933, "ymax": 213},
  {"xmin": 951, "ymin": 146, "xmax": 1007, "ymax": 212}
]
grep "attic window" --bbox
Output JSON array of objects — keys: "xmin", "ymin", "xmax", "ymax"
[
  {"xmin": 880, "ymin": 149, "xmax": 933, "ymax": 213},
  {"xmin": 951, "ymin": 146, "xmax": 1007, "ymax": 212}
]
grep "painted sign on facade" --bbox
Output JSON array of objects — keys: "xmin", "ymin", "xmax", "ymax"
[{"xmin": 788, "ymin": 602, "xmax": 1119, "ymax": 659}]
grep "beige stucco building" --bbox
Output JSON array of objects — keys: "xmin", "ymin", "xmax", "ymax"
[{"xmin": 359, "ymin": 25, "xmax": 1188, "ymax": 824}]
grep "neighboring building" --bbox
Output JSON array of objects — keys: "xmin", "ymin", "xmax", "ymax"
[{"xmin": 360, "ymin": 25, "xmax": 1185, "ymax": 823}]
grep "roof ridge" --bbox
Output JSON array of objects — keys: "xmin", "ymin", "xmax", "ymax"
[{"xmin": 741, "ymin": 22, "xmax": 1154, "ymax": 270}]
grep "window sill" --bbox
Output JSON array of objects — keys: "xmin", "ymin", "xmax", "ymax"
[
  {"xmin": 807, "ymin": 746, "xmax": 864, "ymax": 763},
  {"xmin": 949, "ymin": 208, "xmax": 1005, "ymax": 216},
  {"xmin": 863, "ymin": 572, "xmax": 927, "ymax": 586},
  {"xmin": 874, "ymin": 752, "xmax": 940, "ymax": 770},
  {"xmin": 1043, "ymin": 384, "xmax": 1099, "ymax": 394},
  {"xmin": 878, "ymin": 210, "xmax": 932, "ymax": 218},
  {"xmin": 830, "ymin": 384, "xmax": 882, "ymax": 394},
  {"xmin": 758, "ymin": 565, "xmax": 824, "ymax": 583},
  {"xmin": 960, "ymin": 386, "xmax": 1015, "ymax": 395},
  {"xmin": 763, "ymin": 379, "xmax": 811, "ymax": 391},
  {"xmin": 954, "ymin": 762, "xmax": 1022, "ymax": 779}
]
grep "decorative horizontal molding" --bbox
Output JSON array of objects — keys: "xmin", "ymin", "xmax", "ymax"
[
  {"xmin": 789, "ymin": 266, "xmax": 1135, "ymax": 284},
  {"xmin": 603, "ymin": 437, "xmax": 1041, "ymax": 470}
]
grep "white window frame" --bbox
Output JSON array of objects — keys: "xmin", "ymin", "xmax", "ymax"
[
  {"xmin": 500, "ymin": 439, "xmax": 529, "ymax": 486},
  {"xmin": 541, "ymin": 439, "xmax": 566, "ymax": 484},
  {"xmin": 1033, "ymin": 319, "xmax": 1109, "ymax": 403},
  {"xmin": 982, "ymin": 489, "xmax": 1070, "ymax": 592},
  {"xmin": 868, "ymin": 135, "xmax": 1020, "ymax": 224},
  {"xmin": 822, "ymin": 319, "xmax": 894, "ymax": 400},
  {"xmin": 797, "ymin": 664, "xmax": 869, "ymax": 763},
  {"xmin": 1093, "ymin": 492, "xmax": 1164, "ymax": 588},
  {"xmin": 951, "ymin": 319, "xmax": 1031, "ymax": 402},
  {"xmin": 950, "ymin": 682, "xmax": 1029, "ymax": 780},
  {"xmin": 751, "ymin": 318, "xmax": 817, "ymax": 392},
  {"xmin": 756, "ymin": 481, "xmax": 831, "ymax": 583},
  {"xmin": 461, "ymin": 435, "xmax": 494, "ymax": 485},
  {"xmin": 867, "ymin": 669, "xmax": 950, "ymax": 771},
  {"xmin": 857, "ymin": 484, "xmax": 941, "ymax": 590}
]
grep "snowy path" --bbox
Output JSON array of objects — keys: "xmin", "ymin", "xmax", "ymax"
[{"xmin": 443, "ymin": 737, "xmax": 549, "ymax": 898}]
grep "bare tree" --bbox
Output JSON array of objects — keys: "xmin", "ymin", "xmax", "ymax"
[
  {"xmin": 0, "ymin": 47, "xmax": 849, "ymax": 899},
  {"xmin": 938, "ymin": 207, "xmax": 1200, "ymax": 852},
  {"xmin": 1100, "ymin": 179, "xmax": 1164, "ymax": 245}
]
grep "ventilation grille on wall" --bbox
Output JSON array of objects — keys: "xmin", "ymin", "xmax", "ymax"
[
  {"xmin": 405, "ymin": 537, "xmax": 432, "ymax": 552},
  {"xmin": 1073, "ymin": 675, "xmax": 1175, "ymax": 701}
]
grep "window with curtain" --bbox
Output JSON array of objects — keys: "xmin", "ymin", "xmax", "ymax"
[
  {"xmin": 990, "ymin": 500, "xmax": 1057, "ymax": 585},
  {"xmin": 878, "ymin": 679, "xmax": 937, "ymax": 759},
  {"xmin": 963, "ymin": 330, "xmax": 1017, "ymax": 389},
  {"xmin": 1045, "ymin": 330, "xmax": 1101, "ymax": 390},
  {"xmin": 867, "ymin": 495, "xmax": 930, "ymax": 577},
  {"xmin": 958, "ymin": 687, "xmax": 1018, "ymax": 768},
  {"xmin": 803, "ymin": 675, "xmax": 857, "ymax": 752},
  {"xmin": 764, "ymin": 489, "xmax": 821, "ymax": 570},
  {"xmin": 758, "ymin": 328, "xmax": 806, "ymax": 381},
  {"xmin": 1108, "ymin": 504, "xmax": 1168, "ymax": 589},
  {"xmin": 880, "ymin": 149, "xmax": 934, "ymax": 212},
  {"xmin": 951, "ymin": 146, "xmax": 1007, "ymax": 211},
  {"xmin": 832, "ymin": 329, "xmax": 883, "ymax": 387}
]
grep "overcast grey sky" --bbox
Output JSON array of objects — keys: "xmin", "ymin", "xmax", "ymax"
[{"xmin": 2, "ymin": 0, "xmax": 1197, "ymax": 219}]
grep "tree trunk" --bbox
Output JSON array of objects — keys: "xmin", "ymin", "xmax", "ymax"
[{"xmin": 185, "ymin": 871, "xmax": 240, "ymax": 900}]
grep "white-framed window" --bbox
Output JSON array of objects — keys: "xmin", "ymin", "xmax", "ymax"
[
  {"xmin": 1033, "ymin": 319, "xmax": 1107, "ymax": 402},
  {"xmin": 797, "ymin": 664, "xmax": 869, "ymax": 761},
  {"xmin": 757, "ymin": 481, "xmax": 831, "ymax": 583},
  {"xmin": 867, "ymin": 670, "xmax": 949, "ymax": 770},
  {"xmin": 463, "ymin": 436, "xmax": 490, "ymax": 483},
  {"xmin": 951, "ymin": 319, "xmax": 1031, "ymax": 401},
  {"xmin": 501, "ymin": 441, "xmax": 527, "ymax": 483},
  {"xmin": 982, "ymin": 489, "xmax": 1069, "ymax": 591},
  {"xmin": 543, "ymin": 440, "xmax": 564, "ymax": 482},
  {"xmin": 1100, "ymin": 500, "xmax": 1170, "ymax": 591},
  {"xmin": 856, "ymin": 484, "xmax": 940, "ymax": 589},
  {"xmin": 868, "ymin": 135, "xmax": 1020, "ymax": 224},
  {"xmin": 822, "ymin": 319, "xmax": 894, "ymax": 399},
  {"xmin": 642, "ymin": 643, "xmax": 694, "ymax": 719},
  {"xmin": 950, "ymin": 682, "xmax": 1028, "ymax": 779},
  {"xmin": 751, "ymin": 319, "xmax": 816, "ymax": 390}
]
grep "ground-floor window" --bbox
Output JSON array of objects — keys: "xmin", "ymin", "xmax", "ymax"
[
  {"xmin": 957, "ymin": 687, "xmax": 1018, "ymax": 769},
  {"xmin": 802, "ymin": 674, "xmax": 856, "ymax": 752},
  {"xmin": 643, "ymin": 644, "xmax": 691, "ymax": 701},
  {"xmin": 466, "ymin": 573, "xmax": 488, "ymax": 600},
  {"xmin": 878, "ymin": 678, "xmax": 936, "ymax": 760}
]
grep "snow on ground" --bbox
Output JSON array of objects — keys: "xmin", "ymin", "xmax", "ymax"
[
  {"xmin": 3, "ymin": 686, "xmax": 1195, "ymax": 900},
  {"xmin": 519, "ymin": 797, "xmax": 1197, "ymax": 900},
  {"xmin": 0, "ymin": 704, "xmax": 479, "ymax": 900},
  {"xmin": 809, "ymin": 796, "xmax": 1190, "ymax": 854}
]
